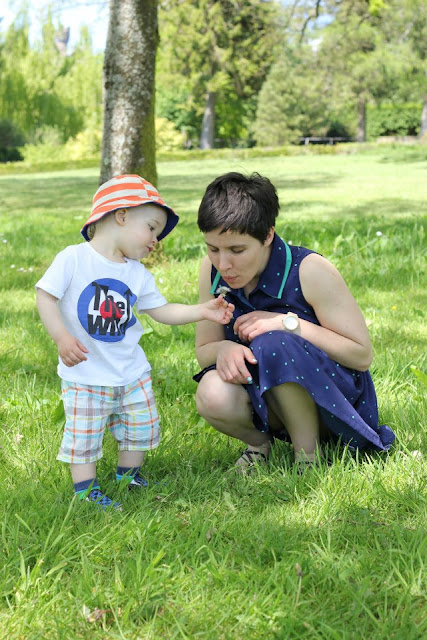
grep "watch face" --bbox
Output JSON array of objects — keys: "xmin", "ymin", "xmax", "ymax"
[{"xmin": 284, "ymin": 315, "xmax": 299, "ymax": 331}]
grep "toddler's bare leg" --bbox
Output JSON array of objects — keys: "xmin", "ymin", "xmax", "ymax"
[
  {"xmin": 118, "ymin": 450, "xmax": 146, "ymax": 467},
  {"xmin": 70, "ymin": 462, "xmax": 96, "ymax": 484}
]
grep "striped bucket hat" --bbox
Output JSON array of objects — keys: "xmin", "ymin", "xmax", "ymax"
[{"xmin": 81, "ymin": 174, "xmax": 179, "ymax": 241}]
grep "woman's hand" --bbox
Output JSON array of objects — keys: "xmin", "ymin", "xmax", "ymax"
[
  {"xmin": 233, "ymin": 310, "xmax": 283, "ymax": 343},
  {"xmin": 216, "ymin": 341, "xmax": 258, "ymax": 384}
]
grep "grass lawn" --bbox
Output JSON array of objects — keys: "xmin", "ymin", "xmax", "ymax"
[{"xmin": 0, "ymin": 148, "xmax": 426, "ymax": 639}]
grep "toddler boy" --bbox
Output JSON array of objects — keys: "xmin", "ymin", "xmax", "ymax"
[{"xmin": 36, "ymin": 175, "xmax": 233, "ymax": 510}]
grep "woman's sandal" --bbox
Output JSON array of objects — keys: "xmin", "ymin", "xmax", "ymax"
[
  {"xmin": 294, "ymin": 451, "xmax": 323, "ymax": 474},
  {"xmin": 235, "ymin": 441, "xmax": 271, "ymax": 472}
]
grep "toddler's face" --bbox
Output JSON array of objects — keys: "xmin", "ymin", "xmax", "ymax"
[{"xmin": 121, "ymin": 204, "xmax": 168, "ymax": 260}]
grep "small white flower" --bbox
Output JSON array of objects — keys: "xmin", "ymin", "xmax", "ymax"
[
  {"xmin": 10, "ymin": 264, "xmax": 15, "ymax": 268},
  {"xmin": 158, "ymin": 277, "xmax": 164, "ymax": 283},
  {"xmin": 288, "ymin": 240, "xmax": 293, "ymax": 245},
  {"xmin": 17, "ymin": 267, "xmax": 25, "ymax": 272},
  {"xmin": 376, "ymin": 231, "xmax": 383, "ymax": 237},
  {"xmin": 28, "ymin": 267, "xmax": 34, "ymax": 272},
  {"xmin": 2, "ymin": 239, "xmax": 7, "ymax": 244},
  {"xmin": 216, "ymin": 285, "xmax": 231, "ymax": 296}
]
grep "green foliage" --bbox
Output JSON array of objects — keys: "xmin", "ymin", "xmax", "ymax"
[
  {"xmin": 155, "ymin": 117, "xmax": 184, "ymax": 152},
  {"xmin": 0, "ymin": 8, "xmax": 103, "ymax": 146},
  {"xmin": 254, "ymin": 0, "xmax": 426, "ymax": 146},
  {"xmin": 367, "ymin": 102, "xmax": 422, "ymax": 138},
  {"xmin": 254, "ymin": 49, "xmax": 336, "ymax": 145},
  {"xmin": 0, "ymin": 119, "xmax": 25, "ymax": 162},
  {"xmin": 157, "ymin": 0, "xmax": 280, "ymax": 146}
]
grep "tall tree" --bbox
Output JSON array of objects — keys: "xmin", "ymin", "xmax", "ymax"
[
  {"xmin": 100, "ymin": 0, "xmax": 158, "ymax": 185},
  {"xmin": 159, "ymin": 0, "xmax": 279, "ymax": 149}
]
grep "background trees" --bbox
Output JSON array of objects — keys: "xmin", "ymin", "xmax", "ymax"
[
  {"xmin": 157, "ymin": 0, "xmax": 280, "ymax": 149},
  {"xmin": 0, "ymin": 0, "xmax": 425, "ymax": 162}
]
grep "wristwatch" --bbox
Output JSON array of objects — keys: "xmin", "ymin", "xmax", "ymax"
[{"xmin": 282, "ymin": 312, "xmax": 300, "ymax": 333}]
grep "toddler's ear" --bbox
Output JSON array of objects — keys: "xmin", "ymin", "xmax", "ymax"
[{"xmin": 114, "ymin": 208, "xmax": 128, "ymax": 227}]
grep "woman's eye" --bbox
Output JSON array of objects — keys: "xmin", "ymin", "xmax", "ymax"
[
  {"xmin": 208, "ymin": 247, "xmax": 218, "ymax": 253},
  {"xmin": 232, "ymin": 249, "xmax": 244, "ymax": 254}
]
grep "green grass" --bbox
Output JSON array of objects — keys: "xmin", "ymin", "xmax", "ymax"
[{"xmin": 0, "ymin": 149, "xmax": 426, "ymax": 639}]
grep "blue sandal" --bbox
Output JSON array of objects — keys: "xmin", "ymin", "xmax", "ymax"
[{"xmin": 84, "ymin": 488, "xmax": 122, "ymax": 511}]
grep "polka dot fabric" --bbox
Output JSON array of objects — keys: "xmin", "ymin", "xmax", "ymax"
[{"xmin": 194, "ymin": 234, "xmax": 395, "ymax": 451}]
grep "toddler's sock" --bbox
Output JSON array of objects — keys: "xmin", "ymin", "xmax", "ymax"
[
  {"xmin": 74, "ymin": 478, "xmax": 99, "ymax": 498},
  {"xmin": 116, "ymin": 466, "xmax": 148, "ymax": 489}
]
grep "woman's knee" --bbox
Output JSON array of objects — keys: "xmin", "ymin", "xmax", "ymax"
[{"xmin": 195, "ymin": 372, "xmax": 247, "ymax": 420}]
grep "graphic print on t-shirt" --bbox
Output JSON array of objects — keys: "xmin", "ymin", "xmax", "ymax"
[{"xmin": 77, "ymin": 278, "xmax": 137, "ymax": 342}]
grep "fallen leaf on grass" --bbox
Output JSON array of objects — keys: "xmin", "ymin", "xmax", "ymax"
[
  {"xmin": 206, "ymin": 528, "xmax": 217, "ymax": 541},
  {"xmin": 84, "ymin": 607, "xmax": 113, "ymax": 623}
]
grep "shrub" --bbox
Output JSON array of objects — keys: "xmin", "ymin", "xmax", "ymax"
[
  {"xmin": 367, "ymin": 102, "xmax": 422, "ymax": 139},
  {"xmin": 0, "ymin": 119, "xmax": 26, "ymax": 163},
  {"xmin": 156, "ymin": 117, "xmax": 184, "ymax": 151}
]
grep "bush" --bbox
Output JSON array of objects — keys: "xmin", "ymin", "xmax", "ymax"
[
  {"xmin": 367, "ymin": 103, "xmax": 422, "ymax": 139},
  {"xmin": 156, "ymin": 117, "xmax": 183, "ymax": 151},
  {"xmin": 0, "ymin": 119, "xmax": 26, "ymax": 163}
]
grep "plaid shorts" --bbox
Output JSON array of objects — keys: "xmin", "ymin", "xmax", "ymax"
[{"xmin": 58, "ymin": 376, "xmax": 160, "ymax": 464}]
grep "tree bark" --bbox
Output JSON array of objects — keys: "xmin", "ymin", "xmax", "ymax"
[
  {"xmin": 100, "ymin": 0, "xmax": 158, "ymax": 186},
  {"xmin": 356, "ymin": 95, "xmax": 366, "ymax": 142},
  {"xmin": 419, "ymin": 92, "xmax": 427, "ymax": 139},
  {"xmin": 200, "ymin": 91, "xmax": 216, "ymax": 149}
]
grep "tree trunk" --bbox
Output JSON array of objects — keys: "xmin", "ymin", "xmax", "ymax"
[
  {"xmin": 200, "ymin": 91, "xmax": 216, "ymax": 149},
  {"xmin": 356, "ymin": 95, "xmax": 366, "ymax": 142},
  {"xmin": 100, "ymin": 0, "xmax": 158, "ymax": 186},
  {"xmin": 419, "ymin": 93, "xmax": 427, "ymax": 139}
]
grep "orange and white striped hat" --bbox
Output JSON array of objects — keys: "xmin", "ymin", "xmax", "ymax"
[{"xmin": 81, "ymin": 174, "xmax": 179, "ymax": 241}]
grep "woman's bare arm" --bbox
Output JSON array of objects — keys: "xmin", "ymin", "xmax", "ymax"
[{"xmin": 298, "ymin": 253, "xmax": 373, "ymax": 370}]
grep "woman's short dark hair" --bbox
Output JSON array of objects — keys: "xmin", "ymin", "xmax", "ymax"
[{"xmin": 197, "ymin": 172, "xmax": 280, "ymax": 243}]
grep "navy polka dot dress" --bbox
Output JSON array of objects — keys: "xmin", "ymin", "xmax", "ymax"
[{"xmin": 194, "ymin": 234, "xmax": 395, "ymax": 451}]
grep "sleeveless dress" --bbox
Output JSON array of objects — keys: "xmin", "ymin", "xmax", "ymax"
[{"xmin": 194, "ymin": 234, "xmax": 395, "ymax": 451}]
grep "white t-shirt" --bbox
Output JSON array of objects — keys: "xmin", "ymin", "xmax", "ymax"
[{"xmin": 36, "ymin": 243, "xmax": 167, "ymax": 386}]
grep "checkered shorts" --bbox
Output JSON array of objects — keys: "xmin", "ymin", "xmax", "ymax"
[{"xmin": 58, "ymin": 376, "xmax": 160, "ymax": 464}]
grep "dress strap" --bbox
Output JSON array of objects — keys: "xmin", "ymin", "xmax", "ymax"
[
  {"xmin": 277, "ymin": 242, "xmax": 292, "ymax": 298},
  {"xmin": 210, "ymin": 271, "xmax": 221, "ymax": 295}
]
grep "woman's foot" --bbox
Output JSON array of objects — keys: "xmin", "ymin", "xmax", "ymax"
[
  {"xmin": 235, "ymin": 440, "xmax": 272, "ymax": 472},
  {"xmin": 294, "ymin": 448, "xmax": 323, "ymax": 474}
]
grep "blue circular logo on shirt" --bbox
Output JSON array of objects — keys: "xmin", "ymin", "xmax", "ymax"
[{"xmin": 77, "ymin": 278, "xmax": 137, "ymax": 342}]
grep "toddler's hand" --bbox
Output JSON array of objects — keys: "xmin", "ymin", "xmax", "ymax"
[
  {"xmin": 57, "ymin": 333, "xmax": 89, "ymax": 367},
  {"xmin": 202, "ymin": 295, "xmax": 235, "ymax": 325}
]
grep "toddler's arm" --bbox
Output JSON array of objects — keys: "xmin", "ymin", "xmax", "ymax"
[
  {"xmin": 36, "ymin": 288, "xmax": 89, "ymax": 367},
  {"xmin": 143, "ymin": 295, "xmax": 234, "ymax": 326}
]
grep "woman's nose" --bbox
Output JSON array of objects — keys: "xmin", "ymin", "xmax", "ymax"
[{"xmin": 218, "ymin": 253, "xmax": 232, "ymax": 271}]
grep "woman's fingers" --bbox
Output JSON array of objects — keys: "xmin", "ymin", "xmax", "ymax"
[{"xmin": 218, "ymin": 347, "xmax": 257, "ymax": 384}]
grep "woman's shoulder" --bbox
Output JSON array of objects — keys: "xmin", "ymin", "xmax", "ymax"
[
  {"xmin": 299, "ymin": 252, "xmax": 348, "ymax": 303},
  {"xmin": 198, "ymin": 255, "xmax": 214, "ymax": 287},
  {"xmin": 199, "ymin": 255, "xmax": 212, "ymax": 277},
  {"xmin": 299, "ymin": 251, "xmax": 338, "ymax": 275}
]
